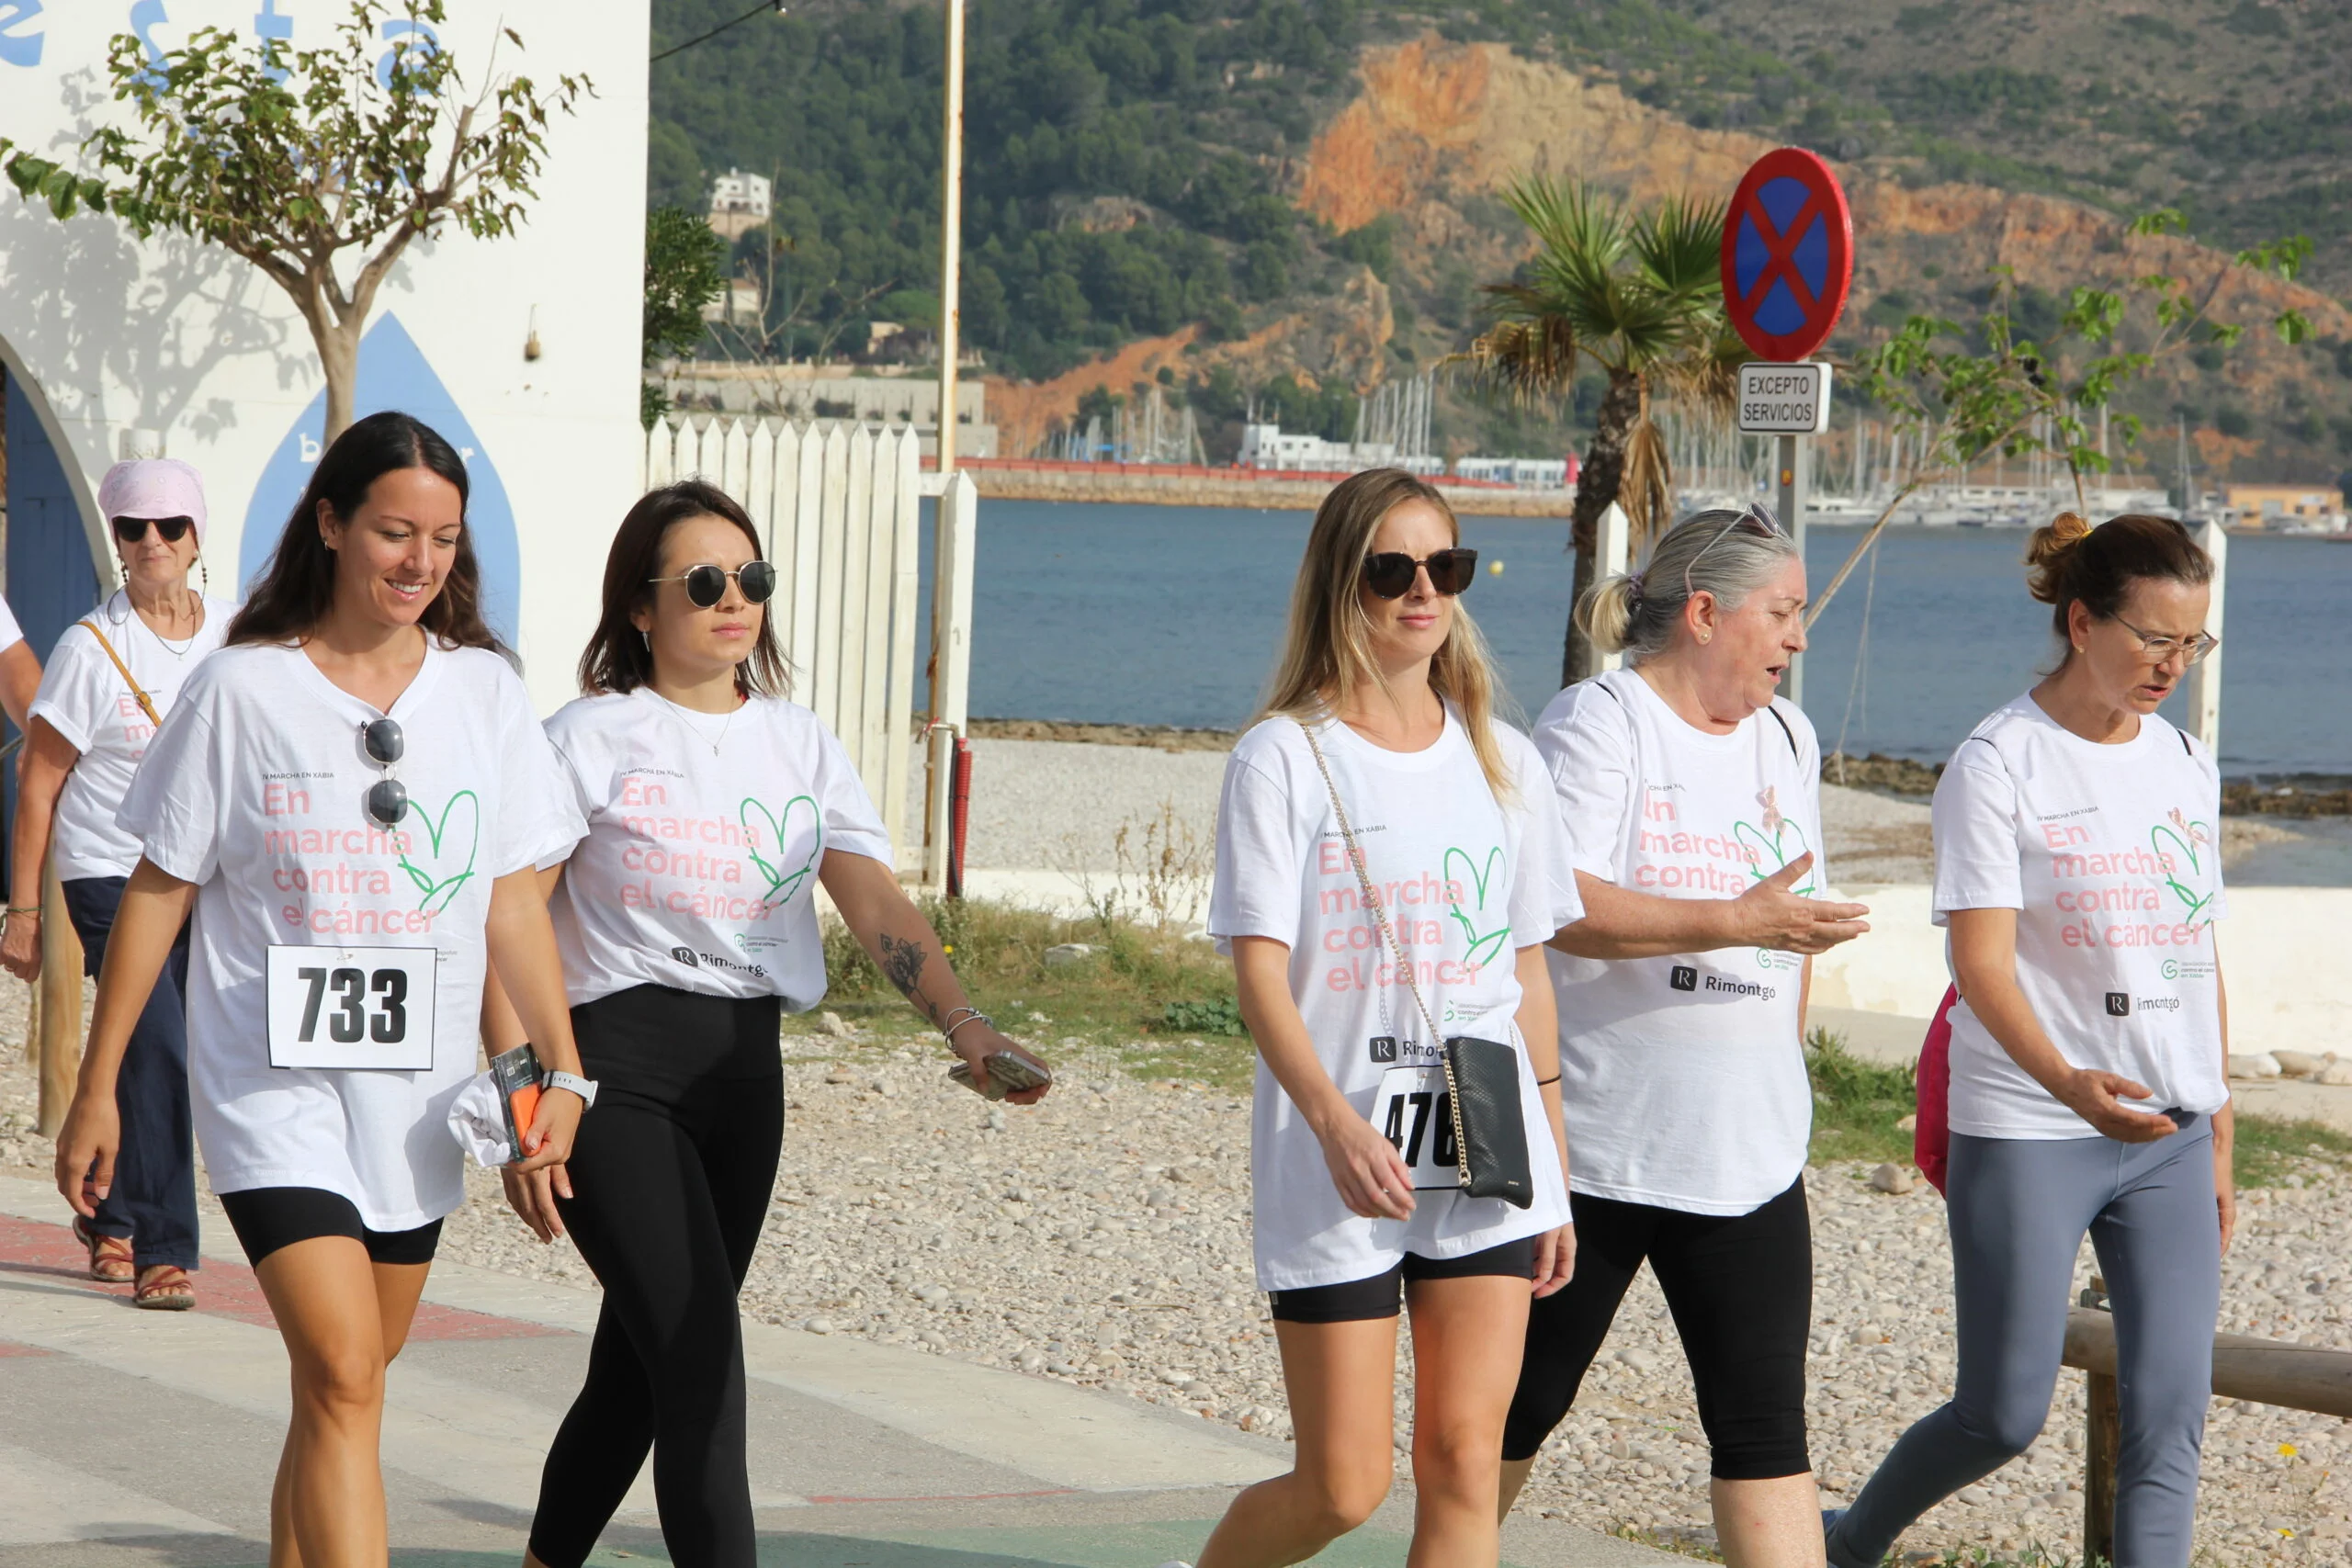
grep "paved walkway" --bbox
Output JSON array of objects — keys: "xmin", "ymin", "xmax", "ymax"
[{"xmin": 0, "ymin": 1174, "xmax": 1670, "ymax": 1567}]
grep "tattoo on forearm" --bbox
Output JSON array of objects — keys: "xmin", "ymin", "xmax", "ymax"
[{"xmin": 878, "ymin": 932, "xmax": 940, "ymax": 1022}]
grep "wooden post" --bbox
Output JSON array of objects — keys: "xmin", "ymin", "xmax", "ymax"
[
  {"xmin": 1593, "ymin": 502, "xmax": 1631, "ymax": 677},
  {"xmin": 2186, "ymin": 518, "xmax": 2227, "ymax": 757},
  {"xmin": 934, "ymin": 0, "xmax": 966, "ymax": 474},
  {"xmin": 35, "ymin": 863, "xmax": 84, "ymax": 1136},
  {"xmin": 2084, "ymin": 1369, "xmax": 2120, "ymax": 1566}
]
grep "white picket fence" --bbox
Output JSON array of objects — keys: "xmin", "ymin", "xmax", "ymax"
[{"xmin": 642, "ymin": 416, "xmax": 975, "ymax": 880}]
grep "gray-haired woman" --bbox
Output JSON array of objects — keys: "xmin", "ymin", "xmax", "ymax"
[{"xmin": 1499, "ymin": 505, "xmax": 1871, "ymax": 1567}]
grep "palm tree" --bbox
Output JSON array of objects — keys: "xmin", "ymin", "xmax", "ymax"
[{"xmin": 1454, "ymin": 179, "xmax": 1742, "ymax": 685}]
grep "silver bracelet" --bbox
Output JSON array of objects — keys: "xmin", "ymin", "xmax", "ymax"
[{"xmin": 944, "ymin": 1010, "xmax": 992, "ymax": 1044}]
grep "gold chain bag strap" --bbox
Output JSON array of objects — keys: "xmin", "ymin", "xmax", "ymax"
[
  {"xmin": 1299, "ymin": 718, "xmax": 1534, "ymax": 1207},
  {"xmin": 79, "ymin": 620, "xmax": 163, "ymax": 729}
]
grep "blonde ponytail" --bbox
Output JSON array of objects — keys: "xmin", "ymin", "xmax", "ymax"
[{"xmin": 1577, "ymin": 572, "xmax": 1640, "ymax": 655}]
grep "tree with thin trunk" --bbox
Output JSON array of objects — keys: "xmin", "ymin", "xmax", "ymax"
[
  {"xmin": 1, "ymin": 0, "xmax": 587, "ymax": 442},
  {"xmin": 1452, "ymin": 179, "xmax": 1741, "ymax": 686}
]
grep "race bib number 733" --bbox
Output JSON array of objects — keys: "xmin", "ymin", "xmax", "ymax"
[{"xmin": 266, "ymin": 945, "xmax": 436, "ymax": 1071}]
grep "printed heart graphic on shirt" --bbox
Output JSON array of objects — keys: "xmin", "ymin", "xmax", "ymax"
[
  {"xmin": 1442, "ymin": 846, "xmax": 1512, "ymax": 969},
  {"xmin": 396, "ymin": 790, "xmax": 481, "ymax": 914},
  {"xmin": 2151, "ymin": 809, "xmax": 2216, "ymax": 930},
  {"xmin": 1732, "ymin": 818, "xmax": 1816, "ymax": 896},
  {"xmin": 741, "ymin": 795, "xmax": 823, "ymax": 905}
]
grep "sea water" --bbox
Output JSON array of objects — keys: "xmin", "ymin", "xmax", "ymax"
[{"xmin": 918, "ymin": 502, "xmax": 2350, "ymax": 778}]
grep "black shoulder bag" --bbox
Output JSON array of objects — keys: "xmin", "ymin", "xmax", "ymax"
[{"xmin": 1299, "ymin": 721, "xmax": 1535, "ymax": 1209}]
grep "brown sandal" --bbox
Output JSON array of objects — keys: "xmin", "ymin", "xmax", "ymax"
[
  {"xmin": 132, "ymin": 1265, "xmax": 194, "ymax": 1311},
  {"xmin": 73, "ymin": 1216, "xmax": 135, "ymax": 1284}
]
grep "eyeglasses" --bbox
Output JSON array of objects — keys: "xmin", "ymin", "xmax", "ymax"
[
  {"xmin": 360, "ymin": 718, "xmax": 408, "ymax": 828},
  {"xmin": 649, "ymin": 560, "xmax": 777, "ymax": 609},
  {"xmin": 112, "ymin": 515, "xmax": 193, "ymax": 545},
  {"xmin": 1683, "ymin": 502, "xmax": 1785, "ymax": 599},
  {"xmin": 1363, "ymin": 548, "xmax": 1478, "ymax": 599},
  {"xmin": 2110, "ymin": 615, "xmax": 2219, "ymax": 667}
]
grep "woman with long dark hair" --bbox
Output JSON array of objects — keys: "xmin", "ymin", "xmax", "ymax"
[
  {"xmin": 51, "ymin": 412, "xmax": 589, "ymax": 1564},
  {"xmin": 500, "ymin": 481, "xmax": 1050, "ymax": 1568},
  {"xmin": 5, "ymin": 459, "xmax": 237, "ymax": 1309},
  {"xmin": 1826, "ymin": 513, "xmax": 2233, "ymax": 1568},
  {"xmin": 1190, "ymin": 468, "xmax": 1577, "ymax": 1567}
]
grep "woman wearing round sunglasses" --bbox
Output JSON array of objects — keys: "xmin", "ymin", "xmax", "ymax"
[
  {"xmin": 51, "ymin": 412, "xmax": 589, "ymax": 1565},
  {"xmin": 4, "ymin": 460, "xmax": 236, "ymax": 1309},
  {"xmin": 1193, "ymin": 468, "xmax": 1577, "ymax": 1568},
  {"xmin": 494, "ymin": 480, "xmax": 1050, "ymax": 1568},
  {"xmin": 1504, "ymin": 505, "xmax": 1872, "ymax": 1565},
  {"xmin": 1826, "ymin": 514, "xmax": 2232, "ymax": 1568}
]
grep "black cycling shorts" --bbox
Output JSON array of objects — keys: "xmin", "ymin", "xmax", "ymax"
[
  {"xmin": 1503, "ymin": 1177, "xmax": 1812, "ymax": 1479},
  {"xmin": 219, "ymin": 1186, "xmax": 443, "ymax": 1268},
  {"xmin": 1268, "ymin": 1236, "xmax": 1536, "ymax": 1324}
]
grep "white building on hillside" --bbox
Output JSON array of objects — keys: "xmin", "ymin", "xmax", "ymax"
[{"xmin": 709, "ymin": 168, "xmax": 772, "ymax": 240}]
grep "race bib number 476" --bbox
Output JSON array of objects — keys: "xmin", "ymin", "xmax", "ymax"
[
  {"xmin": 266, "ymin": 945, "xmax": 436, "ymax": 1071},
  {"xmin": 1373, "ymin": 1064, "xmax": 1461, "ymax": 1190}
]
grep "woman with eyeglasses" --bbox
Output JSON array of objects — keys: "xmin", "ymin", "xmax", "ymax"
[
  {"xmin": 495, "ymin": 480, "xmax": 1050, "ymax": 1568},
  {"xmin": 1825, "ymin": 513, "xmax": 2232, "ymax": 1568},
  {"xmin": 1189, "ymin": 468, "xmax": 1578, "ymax": 1568},
  {"xmin": 4, "ymin": 460, "xmax": 236, "ymax": 1309},
  {"xmin": 1502, "ymin": 505, "xmax": 1871, "ymax": 1565},
  {"xmin": 51, "ymin": 412, "xmax": 589, "ymax": 1564}
]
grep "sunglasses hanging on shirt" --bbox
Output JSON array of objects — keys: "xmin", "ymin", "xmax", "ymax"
[
  {"xmin": 112, "ymin": 515, "xmax": 194, "ymax": 545},
  {"xmin": 360, "ymin": 718, "xmax": 408, "ymax": 828},
  {"xmin": 1363, "ymin": 547, "xmax": 1478, "ymax": 600},
  {"xmin": 649, "ymin": 560, "xmax": 777, "ymax": 609}
]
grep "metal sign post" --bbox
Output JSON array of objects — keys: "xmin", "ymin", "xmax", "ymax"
[
  {"xmin": 1721, "ymin": 148, "xmax": 1855, "ymax": 715},
  {"xmin": 1738, "ymin": 362, "xmax": 1833, "ymax": 706}
]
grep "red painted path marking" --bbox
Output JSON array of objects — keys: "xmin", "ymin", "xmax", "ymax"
[{"xmin": 0, "ymin": 1213, "xmax": 567, "ymax": 1341}]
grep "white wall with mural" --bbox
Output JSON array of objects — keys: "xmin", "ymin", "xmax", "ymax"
[{"xmin": 0, "ymin": 0, "xmax": 650, "ymax": 710}]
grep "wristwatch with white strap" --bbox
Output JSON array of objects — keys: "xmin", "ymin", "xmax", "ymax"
[{"xmin": 545, "ymin": 1070, "xmax": 598, "ymax": 1109}]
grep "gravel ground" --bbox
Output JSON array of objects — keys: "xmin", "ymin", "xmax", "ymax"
[{"xmin": 6, "ymin": 1008, "xmax": 2343, "ymax": 1564}]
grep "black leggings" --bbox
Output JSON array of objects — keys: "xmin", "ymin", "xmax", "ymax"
[
  {"xmin": 526, "ymin": 985, "xmax": 784, "ymax": 1568},
  {"xmin": 1502, "ymin": 1177, "xmax": 1814, "ymax": 1479}
]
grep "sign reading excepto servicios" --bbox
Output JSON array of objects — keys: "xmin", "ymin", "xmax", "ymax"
[{"xmin": 1736, "ymin": 362, "xmax": 1833, "ymax": 434}]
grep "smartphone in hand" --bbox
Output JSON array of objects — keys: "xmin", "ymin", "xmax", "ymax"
[
  {"xmin": 489, "ymin": 1043, "xmax": 546, "ymax": 1161},
  {"xmin": 947, "ymin": 1044, "xmax": 1052, "ymax": 1100}
]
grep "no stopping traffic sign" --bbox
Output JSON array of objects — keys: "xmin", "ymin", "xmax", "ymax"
[{"xmin": 1721, "ymin": 147, "xmax": 1853, "ymax": 363}]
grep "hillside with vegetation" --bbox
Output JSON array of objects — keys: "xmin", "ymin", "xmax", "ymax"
[{"xmin": 648, "ymin": 0, "xmax": 2352, "ymax": 479}]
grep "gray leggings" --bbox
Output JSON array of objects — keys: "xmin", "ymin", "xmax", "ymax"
[{"xmin": 1827, "ymin": 1121, "xmax": 2220, "ymax": 1568}]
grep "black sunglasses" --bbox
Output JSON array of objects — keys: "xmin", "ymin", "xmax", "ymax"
[
  {"xmin": 1363, "ymin": 547, "xmax": 1478, "ymax": 600},
  {"xmin": 112, "ymin": 515, "xmax": 193, "ymax": 545},
  {"xmin": 649, "ymin": 560, "xmax": 777, "ymax": 609},
  {"xmin": 360, "ymin": 718, "xmax": 408, "ymax": 828}
]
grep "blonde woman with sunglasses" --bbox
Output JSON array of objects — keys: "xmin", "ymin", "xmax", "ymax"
[
  {"xmin": 1190, "ymin": 468, "xmax": 1579, "ymax": 1568},
  {"xmin": 1503, "ymin": 504, "xmax": 1870, "ymax": 1568}
]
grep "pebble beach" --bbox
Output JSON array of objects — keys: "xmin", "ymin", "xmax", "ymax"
[{"xmin": 0, "ymin": 734, "xmax": 2344, "ymax": 1564}]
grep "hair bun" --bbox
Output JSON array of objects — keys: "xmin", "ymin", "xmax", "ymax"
[{"xmin": 2024, "ymin": 511, "xmax": 2094, "ymax": 604}]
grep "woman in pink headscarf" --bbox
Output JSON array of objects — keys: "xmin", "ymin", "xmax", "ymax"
[{"xmin": 2, "ymin": 458, "xmax": 237, "ymax": 1308}]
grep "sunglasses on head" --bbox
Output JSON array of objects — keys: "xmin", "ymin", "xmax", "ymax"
[
  {"xmin": 360, "ymin": 718, "xmax": 407, "ymax": 828},
  {"xmin": 112, "ymin": 515, "xmax": 193, "ymax": 545},
  {"xmin": 649, "ymin": 560, "xmax": 777, "ymax": 609},
  {"xmin": 1363, "ymin": 547, "xmax": 1478, "ymax": 600},
  {"xmin": 1682, "ymin": 502, "xmax": 1785, "ymax": 598}
]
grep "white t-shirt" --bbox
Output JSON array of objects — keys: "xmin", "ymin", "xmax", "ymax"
[
  {"xmin": 30, "ymin": 592, "xmax": 237, "ymax": 880},
  {"xmin": 543, "ymin": 687, "xmax": 894, "ymax": 1009},
  {"xmin": 1207, "ymin": 708, "xmax": 1580, "ymax": 1292},
  {"xmin": 118, "ymin": 640, "xmax": 585, "ymax": 1231},
  {"xmin": 1933, "ymin": 694, "xmax": 2230, "ymax": 1139},
  {"xmin": 0, "ymin": 594, "xmax": 23, "ymax": 653},
  {"xmin": 1532, "ymin": 670, "xmax": 1825, "ymax": 1215}
]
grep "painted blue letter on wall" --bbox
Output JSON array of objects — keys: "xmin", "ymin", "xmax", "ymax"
[{"xmin": 239, "ymin": 314, "xmax": 520, "ymax": 644}]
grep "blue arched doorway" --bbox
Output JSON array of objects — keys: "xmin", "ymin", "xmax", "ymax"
[{"xmin": 0, "ymin": 354, "xmax": 105, "ymax": 892}]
